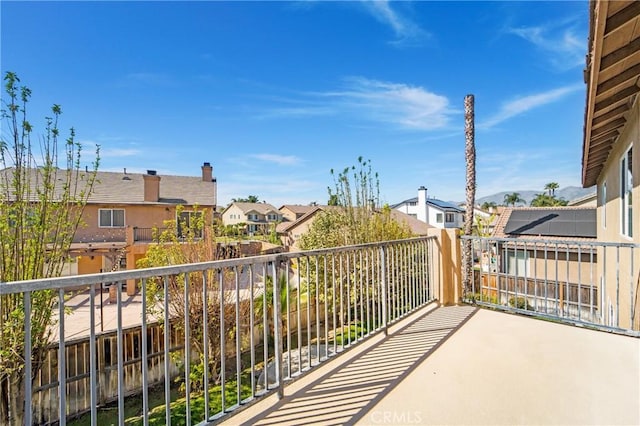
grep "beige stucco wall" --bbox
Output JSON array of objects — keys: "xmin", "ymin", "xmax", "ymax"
[
  {"xmin": 280, "ymin": 207, "xmax": 298, "ymax": 222},
  {"xmin": 222, "ymin": 204, "xmax": 246, "ymax": 226},
  {"xmin": 528, "ymin": 250, "xmax": 596, "ymax": 285},
  {"xmin": 283, "ymin": 218, "xmax": 316, "ymax": 251},
  {"xmin": 596, "ymin": 98, "xmax": 639, "ymax": 330},
  {"xmin": 76, "ymin": 204, "xmax": 176, "ymax": 242},
  {"xmin": 74, "ymin": 203, "xmax": 212, "ymax": 277}
]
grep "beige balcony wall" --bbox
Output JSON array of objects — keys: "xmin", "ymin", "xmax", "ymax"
[{"xmin": 596, "ymin": 99, "xmax": 640, "ymax": 330}]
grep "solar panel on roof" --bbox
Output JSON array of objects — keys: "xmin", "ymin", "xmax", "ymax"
[
  {"xmin": 427, "ymin": 199, "xmax": 464, "ymax": 211},
  {"xmin": 504, "ymin": 209, "xmax": 596, "ymax": 238}
]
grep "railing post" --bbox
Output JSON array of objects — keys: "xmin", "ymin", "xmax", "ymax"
[
  {"xmin": 272, "ymin": 259, "xmax": 284, "ymax": 399},
  {"xmin": 380, "ymin": 246, "xmax": 388, "ymax": 336},
  {"xmin": 430, "ymin": 229, "xmax": 457, "ymax": 305},
  {"xmin": 24, "ymin": 292, "xmax": 32, "ymax": 426}
]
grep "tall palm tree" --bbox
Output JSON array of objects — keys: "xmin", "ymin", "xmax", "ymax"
[
  {"xmin": 503, "ymin": 192, "xmax": 524, "ymax": 206},
  {"xmin": 463, "ymin": 94, "xmax": 476, "ymax": 295},
  {"xmin": 544, "ymin": 182, "xmax": 559, "ymax": 197}
]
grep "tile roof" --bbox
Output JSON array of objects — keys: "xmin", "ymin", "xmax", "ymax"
[
  {"xmin": 0, "ymin": 168, "xmax": 216, "ymax": 206},
  {"xmin": 91, "ymin": 171, "xmax": 216, "ymax": 205},
  {"xmin": 279, "ymin": 204, "xmax": 318, "ymax": 215},
  {"xmin": 388, "ymin": 210, "xmax": 433, "ymax": 235},
  {"xmin": 230, "ymin": 202, "xmax": 280, "ymax": 215},
  {"xmin": 277, "ymin": 206, "xmax": 328, "ymax": 233}
]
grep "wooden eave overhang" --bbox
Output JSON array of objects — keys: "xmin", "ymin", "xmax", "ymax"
[{"xmin": 582, "ymin": 0, "xmax": 640, "ymax": 187}]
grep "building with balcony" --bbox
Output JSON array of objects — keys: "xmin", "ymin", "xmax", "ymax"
[
  {"xmin": 72, "ymin": 162, "xmax": 217, "ymax": 277},
  {"xmin": 1, "ymin": 2, "xmax": 639, "ymax": 425},
  {"xmin": 0, "ymin": 162, "xmax": 218, "ymax": 277}
]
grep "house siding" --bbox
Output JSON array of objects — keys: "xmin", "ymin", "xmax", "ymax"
[{"xmin": 596, "ymin": 99, "xmax": 639, "ymax": 330}]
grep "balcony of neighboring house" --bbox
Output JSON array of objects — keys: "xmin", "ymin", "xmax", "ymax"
[{"xmin": 2, "ymin": 230, "xmax": 638, "ymax": 425}]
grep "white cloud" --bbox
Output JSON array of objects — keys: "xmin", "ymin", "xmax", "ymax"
[
  {"xmin": 480, "ymin": 84, "xmax": 582, "ymax": 129},
  {"xmin": 323, "ymin": 77, "xmax": 454, "ymax": 130},
  {"xmin": 360, "ymin": 0, "xmax": 427, "ymax": 45},
  {"xmin": 252, "ymin": 77, "xmax": 454, "ymax": 132},
  {"xmin": 250, "ymin": 154, "xmax": 302, "ymax": 166},
  {"xmin": 508, "ymin": 23, "xmax": 584, "ymax": 70}
]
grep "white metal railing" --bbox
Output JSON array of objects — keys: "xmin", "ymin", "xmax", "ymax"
[
  {"xmin": 0, "ymin": 236, "xmax": 439, "ymax": 425},
  {"xmin": 462, "ymin": 236, "xmax": 640, "ymax": 336}
]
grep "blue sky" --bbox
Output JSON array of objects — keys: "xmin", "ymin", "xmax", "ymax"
[{"xmin": 1, "ymin": 1, "xmax": 590, "ymax": 206}]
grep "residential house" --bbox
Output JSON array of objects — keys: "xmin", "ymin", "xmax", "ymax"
[
  {"xmin": 279, "ymin": 204, "xmax": 318, "ymax": 222},
  {"xmin": 567, "ymin": 192, "xmax": 598, "ymax": 207},
  {"xmin": 486, "ymin": 206, "xmax": 598, "ymax": 317},
  {"xmin": 75, "ymin": 163, "xmax": 217, "ymax": 277},
  {"xmin": 277, "ymin": 206, "xmax": 325, "ymax": 250},
  {"xmin": 222, "ymin": 202, "xmax": 282, "ymax": 235},
  {"xmin": 0, "ymin": 162, "xmax": 218, "ymax": 294},
  {"xmin": 582, "ymin": 0, "xmax": 639, "ymax": 329},
  {"xmin": 391, "ymin": 186, "xmax": 464, "ymax": 228}
]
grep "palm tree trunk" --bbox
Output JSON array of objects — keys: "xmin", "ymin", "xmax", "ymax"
[{"xmin": 463, "ymin": 94, "xmax": 476, "ymax": 296}]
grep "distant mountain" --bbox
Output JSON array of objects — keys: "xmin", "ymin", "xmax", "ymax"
[{"xmin": 475, "ymin": 186, "xmax": 596, "ymax": 207}]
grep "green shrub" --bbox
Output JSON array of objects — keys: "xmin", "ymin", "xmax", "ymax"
[{"xmin": 508, "ymin": 296, "xmax": 534, "ymax": 310}]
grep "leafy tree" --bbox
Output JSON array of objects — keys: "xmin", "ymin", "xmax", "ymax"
[
  {"xmin": 232, "ymin": 195, "xmax": 259, "ymax": 203},
  {"xmin": 267, "ymin": 222, "xmax": 281, "ymax": 245},
  {"xmin": 0, "ymin": 72, "xmax": 99, "ymax": 424},
  {"xmin": 302, "ymin": 157, "xmax": 411, "ymax": 249},
  {"xmin": 137, "ymin": 206, "xmax": 249, "ymax": 393},
  {"xmin": 480, "ymin": 201, "xmax": 497, "ymax": 210},
  {"xmin": 473, "ymin": 214, "xmax": 496, "ymax": 237},
  {"xmin": 544, "ymin": 182, "xmax": 559, "ymax": 197},
  {"xmin": 327, "ymin": 193, "xmax": 339, "ymax": 206},
  {"xmin": 530, "ymin": 192, "xmax": 568, "ymax": 207},
  {"xmin": 503, "ymin": 192, "xmax": 525, "ymax": 207}
]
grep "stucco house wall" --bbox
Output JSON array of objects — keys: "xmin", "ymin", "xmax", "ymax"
[{"xmin": 596, "ymin": 99, "xmax": 639, "ymax": 329}]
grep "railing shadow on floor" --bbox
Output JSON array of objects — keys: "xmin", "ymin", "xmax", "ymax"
[{"xmin": 236, "ymin": 305, "xmax": 478, "ymax": 426}]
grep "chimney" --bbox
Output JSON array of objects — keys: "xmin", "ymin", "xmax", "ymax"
[
  {"xmin": 417, "ymin": 186, "xmax": 428, "ymax": 223},
  {"xmin": 143, "ymin": 170, "xmax": 160, "ymax": 202},
  {"xmin": 202, "ymin": 162, "xmax": 213, "ymax": 182}
]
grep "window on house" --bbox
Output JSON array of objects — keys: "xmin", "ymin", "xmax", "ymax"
[
  {"xmin": 436, "ymin": 213, "xmax": 443, "ymax": 223},
  {"xmin": 620, "ymin": 146, "xmax": 633, "ymax": 238},
  {"xmin": 505, "ymin": 250, "xmax": 529, "ymax": 278},
  {"xmin": 99, "ymin": 209, "xmax": 125, "ymax": 227},
  {"xmin": 177, "ymin": 211, "xmax": 204, "ymax": 238},
  {"xmin": 408, "ymin": 201, "xmax": 417, "ymax": 206},
  {"xmin": 445, "ymin": 213, "xmax": 455, "ymax": 223}
]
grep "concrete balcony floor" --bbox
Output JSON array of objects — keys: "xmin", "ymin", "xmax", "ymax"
[{"xmin": 223, "ymin": 304, "xmax": 640, "ymax": 426}]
